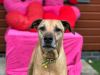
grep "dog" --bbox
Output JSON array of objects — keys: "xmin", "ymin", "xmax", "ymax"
[{"xmin": 28, "ymin": 19, "xmax": 73, "ymax": 75}]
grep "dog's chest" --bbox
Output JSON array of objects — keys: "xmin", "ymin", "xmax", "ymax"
[
  {"xmin": 33, "ymin": 60, "xmax": 67, "ymax": 75},
  {"xmin": 34, "ymin": 66, "xmax": 66, "ymax": 75},
  {"xmin": 32, "ymin": 46, "xmax": 67, "ymax": 75}
]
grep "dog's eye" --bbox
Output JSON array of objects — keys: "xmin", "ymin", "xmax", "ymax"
[
  {"xmin": 54, "ymin": 27, "xmax": 61, "ymax": 32},
  {"xmin": 39, "ymin": 26, "xmax": 45, "ymax": 31}
]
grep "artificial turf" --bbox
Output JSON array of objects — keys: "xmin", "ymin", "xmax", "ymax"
[{"xmin": 87, "ymin": 60, "xmax": 100, "ymax": 74}]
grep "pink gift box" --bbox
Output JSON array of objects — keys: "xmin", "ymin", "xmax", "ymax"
[{"xmin": 5, "ymin": 28, "xmax": 83, "ymax": 75}]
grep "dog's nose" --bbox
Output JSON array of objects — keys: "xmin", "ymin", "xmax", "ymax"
[{"xmin": 44, "ymin": 36, "xmax": 53, "ymax": 43}]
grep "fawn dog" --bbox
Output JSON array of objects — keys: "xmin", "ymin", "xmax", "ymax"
[{"xmin": 28, "ymin": 19, "xmax": 73, "ymax": 75}]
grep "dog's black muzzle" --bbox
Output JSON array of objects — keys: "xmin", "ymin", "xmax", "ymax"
[
  {"xmin": 42, "ymin": 33, "xmax": 56, "ymax": 51},
  {"xmin": 44, "ymin": 36, "xmax": 53, "ymax": 44}
]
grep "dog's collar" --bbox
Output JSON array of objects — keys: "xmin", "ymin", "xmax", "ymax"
[{"xmin": 42, "ymin": 58, "xmax": 56, "ymax": 69}]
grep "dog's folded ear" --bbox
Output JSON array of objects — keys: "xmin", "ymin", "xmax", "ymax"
[
  {"xmin": 30, "ymin": 19, "xmax": 42, "ymax": 29},
  {"xmin": 61, "ymin": 21, "xmax": 75, "ymax": 34}
]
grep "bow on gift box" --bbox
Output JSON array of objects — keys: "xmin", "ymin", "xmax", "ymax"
[{"xmin": 6, "ymin": 2, "xmax": 79, "ymax": 32}]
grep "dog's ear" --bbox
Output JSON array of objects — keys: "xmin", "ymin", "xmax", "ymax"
[
  {"xmin": 30, "ymin": 19, "xmax": 42, "ymax": 29},
  {"xmin": 61, "ymin": 21, "xmax": 75, "ymax": 34}
]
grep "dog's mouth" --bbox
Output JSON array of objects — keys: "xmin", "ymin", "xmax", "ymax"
[
  {"xmin": 43, "ymin": 45, "xmax": 56, "ymax": 50},
  {"xmin": 42, "ymin": 44, "xmax": 59, "ymax": 60},
  {"xmin": 41, "ymin": 38, "xmax": 59, "ymax": 61},
  {"xmin": 43, "ymin": 50, "xmax": 59, "ymax": 61},
  {"xmin": 46, "ymin": 51, "xmax": 56, "ymax": 59}
]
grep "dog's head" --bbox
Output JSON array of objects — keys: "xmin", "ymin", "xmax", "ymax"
[{"xmin": 31, "ymin": 19, "xmax": 74, "ymax": 60}]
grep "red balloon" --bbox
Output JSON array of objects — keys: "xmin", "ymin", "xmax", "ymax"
[
  {"xmin": 4, "ymin": 0, "xmax": 42, "ymax": 14},
  {"xmin": 69, "ymin": 0, "xmax": 78, "ymax": 4},
  {"xmin": 43, "ymin": 5, "xmax": 78, "ymax": 32},
  {"xmin": 27, "ymin": 2, "xmax": 43, "ymax": 22},
  {"xmin": 0, "ymin": 0, "xmax": 3, "ymax": 4},
  {"xmin": 6, "ymin": 2, "xmax": 43, "ymax": 31},
  {"xmin": 6, "ymin": 11, "xmax": 31, "ymax": 30},
  {"xmin": 59, "ymin": 6, "xmax": 77, "ymax": 30}
]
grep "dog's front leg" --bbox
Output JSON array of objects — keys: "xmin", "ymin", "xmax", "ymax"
[
  {"xmin": 28, "ymin": 61, "xmax": 34, "ymax": 75},
  {"xmin": 28, "ymin": 52, "xmax": 35, "ymax": 75}
]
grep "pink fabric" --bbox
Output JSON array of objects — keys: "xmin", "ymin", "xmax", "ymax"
[
  {"xmin": 4, "ymin": 0, "xmax": 42, "ymax": 14},
  {"xmin": 5, "ymin": 29, "xmax": 83, "ymax": 75}
]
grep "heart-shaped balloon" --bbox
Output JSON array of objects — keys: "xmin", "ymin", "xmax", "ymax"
[
  {"xmin": 6, "ymin": 2, "xmax": 43, "ymax": 31},
  {"xmin": 43, "ymin": 5, "xmax": 80, "ymax": 32},
  {"xmin": 4, "ymin": 0, "xmax": 42, "ymax": 14}
]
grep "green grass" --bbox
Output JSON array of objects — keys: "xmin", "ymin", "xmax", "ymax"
[{"xmin": 87, "ymin": 60, "xmax": 100, "ymax": 74}]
